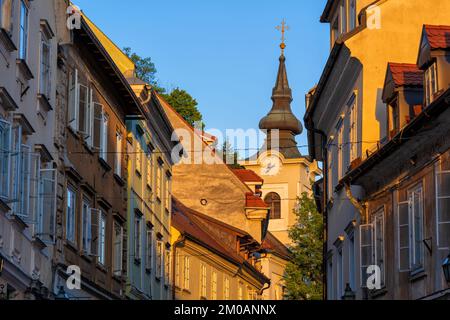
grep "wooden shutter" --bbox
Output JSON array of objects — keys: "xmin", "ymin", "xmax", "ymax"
[
  {"xmin": 93, "ymin": 103, "xmax": 103, "ymax": 151},
  {"xmin": 360, "ymin": 224, "xmax": 374, "ymax": 287}
]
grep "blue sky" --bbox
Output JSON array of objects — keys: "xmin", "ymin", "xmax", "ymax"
[{"xmin": 74, "ymin": 0, "xmax": 330, "ymax": 156}]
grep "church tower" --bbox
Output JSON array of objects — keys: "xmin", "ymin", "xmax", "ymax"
[{"xmin": 242, "ymin": 21, "xmax": 321, "ymax": 245}]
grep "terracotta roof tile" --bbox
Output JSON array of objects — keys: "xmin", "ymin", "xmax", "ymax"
[
  {"xmin": 424, "ymin": 25, "xmax": 450, "ymax": 50},
  {"xmin": 388, "ymin": 63, "xmax": 423, "ymax": 87},
  {"xmin": 232, "ymin": 169, "xmax": 264, "ymax": 183},
  {"xmin": 246, "ymin": 192, "xmax": 269, "ymax": 208}
]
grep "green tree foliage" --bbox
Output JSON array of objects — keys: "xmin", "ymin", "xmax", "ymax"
[
  {"xmin": 217, "ymin": 139, "xmax": 243, "ymax": 169},
  {"xmin": 285, "ymin": 192, "xmax": 323, "ymax": 300},
  {"xmin": 161, "ymin": 88, "xmax": 203, "ymax": 126}
]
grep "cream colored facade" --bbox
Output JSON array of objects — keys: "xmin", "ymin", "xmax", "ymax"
[
  {"xmin": 305, "ymin": 0, "xmax": 450, "ymax": 300},
  {"xmin": 243, "ymin": 152, "xmax": 320, "ymax": 245}
]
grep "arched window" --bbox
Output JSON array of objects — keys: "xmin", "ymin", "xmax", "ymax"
[{"xmin": 265, "ymin": 192, "xmax": 281, "ymax": 220}]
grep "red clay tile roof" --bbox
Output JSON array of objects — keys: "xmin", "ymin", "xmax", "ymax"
[
  {"xmin": 245, "ymin": 192, "xmax": 269, "ymax": 209},
  {"xmin": 424, "ymin": 25, "xmax": 450, "ymax": 50},
  {"xmin": 261, "ymin": 232, "xmax": 292, "ymax": 260},
  {"xmin": 232, "ymin": 169, "xmax": 264, "ymax": 183},
  {"xmin": 388, "ymin": 63, "xmax": 423, "ymax": 87}
]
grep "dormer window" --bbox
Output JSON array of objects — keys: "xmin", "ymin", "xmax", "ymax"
[{"xmin": 424, "ymin": 62, "xmax": 438, "ymax": 106}]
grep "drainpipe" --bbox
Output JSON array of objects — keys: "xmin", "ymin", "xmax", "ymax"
[
  {"xmin": 305, "ymin": 118, "xmax": 328, "ymax": 301},
  {"xmin": 171, "ymin": 235, "xmax": 185, "ymax": 300},
  {"xmin": 344, "ymin": 182, "xmax": 367, "ymax": 223}
]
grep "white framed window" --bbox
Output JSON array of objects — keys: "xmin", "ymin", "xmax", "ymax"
[
  {"xmin": 175, "ymin": 252, "xmax": 181, "ymax": 287},
  {"xmin": 164, "ymin": 249, "xmax": 171, "ymax": 285},
  {"xmin": 98, "ymin": 211, "xmax": 107, "ymax": 265},
  {"xmin": 0, "ymin": 0, "xmax": 14, "ymax": 34},
  {"xmin": 99, "ymin": 108, "xmax": 108, "ymax": 159},
  {"xmin": 113, "ymin": 221, "xmax": 123, "ymax": 277},
  {"xmin": 164, "ymin": 173, "xmax": 171, "ymax": 211},
  {"xmin": 397, "ymin": 197, "xmax": 410, "ymax": 272},
  {"xmin": 78, "ymin": 84, "xmax": 90, "ymax": 138},
  {"xmin": 81, "ymin": 197, "xmax": 91, "ymax": 255},
  {"xmin": 146, "ymin": 152, "xmax": 153, "ymax": 187},
  {"xmin": 68, "ymin": 69, "xmax": 79, "ymax": 131},
  {"xmin": 337, "ymin": 122, "xmax": 344, "ymax": 180},
  {"xmin": 115, "ymin": 131, "xmax": 122, "ymax": 177},
  {"xmin": 200, "ymin": 264, "xmax": 207, "ymax": 298},
  {"xmin": 146, "ymin": 228, "xmax": 153, "ymax": 271},
  {"xmin": 408, "ymin": 184, "xmax": 424, "ymax": 270},
  {"xmin": 211, "ymin": 271, "xmax": 218, "ymax": 300},
  {"xmin": 156, "ymin": 240, "xmax": 163, "ymax": 278},
  {"xmin": 134, "ymin": 214, "xmax": 142, "ymax": 261},
  {"xmin": 0, "ymin": 119, "xmax": 11, "ymax": 200},
  {"xmin": 135, "ymin": 143, "xmax": 142, "ymax": 175},
  {"xmin": 39, "ymin": 31, "xmax": 51, "ymax": 99},
  {"xmin": 224, "ymin": 277, "xmax": 230, "ymax": 300},
  {"xmin": 360, "ymin": 224, "xmax": 373, "ymax": 287},
  {"xmin": 425, "ymin": 62, "xmax": 438, "ymax": 106},
  {"xmin": 183, "ymin": 255, "xmax": 190, "ymax": 290},
  {"xmin": 373, "ymin": 208, "xmax": 385, "ymax": 286},
  {"xmin": 348, "ymin": 93, "xmax": 358, "ymax": 162},
  {"xmin": 435, "ymin": 164, "xmax": 450, "ymax": 251},
  {"xmin": 156, "ymin": 161, "xmax": 162, "ymax": 200},
  {"xmin": 19, "ymin": 0, "xmax": 28, "ymax": 60},
  {"xmin": 66, "ymin": 186, "xmax": 76, "ymax": 243},
  {"xmin": 37, "ymin": 168, "xmax": 57, "ymax": 244},
  {"xmin": 327, "ymin": 143, "xmax": 334, "ymax": 198}
]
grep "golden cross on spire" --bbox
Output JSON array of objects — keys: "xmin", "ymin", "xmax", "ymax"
[{"xmin": 276, "ymin": 19, "xmax": 289, "ymax": 54}]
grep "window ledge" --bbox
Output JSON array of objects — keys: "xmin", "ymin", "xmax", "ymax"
[
  {"xmin": 112, "ymin": 274, "xmax": 123, "ymax": 283},
  {"xmin": 0, "ymin": 28, "xmax": 16, "ymax": 52},
  {"xmin": 155, "ymin": 276, "xmax": 161, "ymax": 282},
  {"xmin": 81, "ymin": 253, "xmax": 93, "ymax": 263},
  {"xmin": 134, "ymin": 258, "xmax": 141, "ymax": 266},
  {"xmin": 9, "ymin": 214, "xmax": 28, "ymax": 231},
  {"xmin": 37, "ymin": 94, "xmax": 53, "ymax": 111},
  {"xmin": 96, "ymin": 263, "xmax": 107, "ymax": 273},
  {"xmin": 0, "ymin": 87, "xmax": 19, "ymax": 111},
  {"xmin": 410, "ymin": 268, "xmax": 427, "ymax": 282},
  {"xmin": 114, "ymin": 174, "xmax": 125, "ymax": 187},
  {"xmin": 182, "ymin": 289, "xmax": 191, "ymax": 294},
  {"xmin": 369, "ymin": 287, "xmax": 388, "ymax": 299},
  {"xmin": 16, "ymin": 59, "xmax": 34, "ymax": 80},
  {"xmin": 31, "ymin": 236, "xmax": 47, "ymax": 251},
  {"xmin": 64, "ymin": 240, "xmax": 79, "ymax": 253},
  {"xmin": 98, "ymin": 157, "xmax": 112, "ymax": 172},
  {"xmin": 145, "ymin": 268, "xmax": 152, "ymax": 274}
]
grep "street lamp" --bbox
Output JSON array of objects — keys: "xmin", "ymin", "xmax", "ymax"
[
  {"xmin": 342, "ymin": 283, "xmax": 356, "ymax": 300},
  {"xmin": 443, "ymin": 254, "xmax": 450, "ymax": 283}
]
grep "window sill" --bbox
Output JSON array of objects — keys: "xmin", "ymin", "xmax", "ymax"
[
  {"xmin": 135, "ymin": 170, "xmax": 142, "ymax": 178},
  {"xmin": 96, "ymin": 263, "xmax": 108, "ymax": 273},
  {"xmin": 81, "ymin": 253, "xmax": 93, "ymax": 263},
  {"xmin": 9, "ymin": 214, "xmax": 28, "ymax": 231},
  {"xmin": 114, "ymin": 173, "xmax": 125, "ymax": 186},
  {"xmin": 82, "ymin": 142, "xmax": 94, "ymax": 156},
  {"xmin": 0, "ymin": 28, "xmax": 16, "ymax": 52},
  {"xmin": 155, "ymin": 276, "xmax": 161, "ymax": 282},
  {"xmin": 145, "ymin": 268, "xmax": 152, "ymax": 274},
  {"xmin": 16, "ymin": 59, "xmax": 34, "ymax": 80},
  {"xmin": 64, "ymin": 240, "xmax": 79, "ymax": 253},
  {"xmin": 134, "ymin": 258, "xmax": 142, "ymax": 266},
  {"xmin": 369, "ymin": 287, "xmax": 387, "ymax": 299},
  {"xmin": 98, "ymin": 157, "xmax": 112, "ymax": 172},
  {"xmin": 410, "ymin": 268, "xmax": 427, "ymax": 282},
  {"xmin": 37, "ymin": 94, "xmax": 53, "ymax": 111},
  {"xmin": 182, "ymin": 289, "xmax": 191, "ymax": 294},
  {"xmin": 31, "ymin": 236, "xmax": 47, "ymax": 250},
  {"xmin": 112, "ymin": 274, "xmax": 123, "ymax": 282}
]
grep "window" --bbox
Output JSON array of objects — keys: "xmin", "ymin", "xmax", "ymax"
[
  {"xmin": 175, "ymin": 253, "xmax": 181, "ymax": 287},
  {"xmin": 337, "ymin": 122, "xmax": 344, "ymax": 179},
  {"xmin": 37, "ymin": 168, "xmax": 57, "ymax": 244},
  {"xmin": 398, "ymin": 197, "xmax": 410, "ymax": 272},
  {"xmin": 265, "ymin": 192, "xmax": 281, "ymax": 220},
  {"xmin": 115, "ymin": 132, "xmax": 122, "ymax": 176},
  {"xmin": 349, "ymin": 0, "xmax": 357, "ymax": 30},
  {"xmin": 425, "ymin": 62, "xmax": 438, "ymax": 106},
  {"xmin": 98, "ymin": 211, "xmax": 107, "ymax": 265},
  {"xmin": 146, "ymin": 228, "xmax": 153, "ymax": 271},
  {"xmin": 348, "ymin": 234, "xmax": 356, "ymax": 290},
  {"xmin": 113, "ymin": 221, "xmax": 123, "ymax": 277},
  {"xmin": 224, "ymin": 277, "xmax": 230, "ymax": 300},
  {"xmin": 164, "ymin": 249, "xmax": 171, "ymax": 285},
  {"xmin": 68, "ymin": 69, "xmax": 79, "ymax": 131},
  {"xmin": 136, "ymin": 143, "xmax": 142, "ymax": 175},
  {"xmin": 81, "ymin": 198, "xmax": 91, "ymax": 254},
  {"xmin": 39, "ymin": 32, "xmax": 51, "ymax": 99},
  {"xmin": 156, "ymin": 161, "xmax": 162, "ymax": 200},
  {"xmin": 66, "ymin": 187, "xmax": 76, "ymax": 243},
  {"xmin": 339, "ymin": 0, "xmax": 347, "ymax": 34},
  {"xmin": 183, "ymin": 255, "xmax": 190, "ymax": 289},
  {"xmin": 388, "ymin": 97, "xmax": 400, "ymax": 137},
  {"xmin": 331, "ymin": 16, "xmax": 339, "ymax": 44},
  {"xmin": 200, "ymin": 264, "xmax": 207, "ymax": 298},
  {"xmin": 211, "ymin": 271, "xmax": 218, "ymax": 300},
  {"xmin": 0, "ymin": 119, "xmax": 11, "ymax": 200},
  {"xmin": 409, "ymin": 184, "xmax": 424, "ymax": 270},
  {"xmin": 373, "ymin": 209, "xmax": 385, "ymax": 286},
  {"xmin": 238, "ymin": 284, "xmax": 243, "ymax": 300},
  {"xmin": 146, "ymin": 152, "xmax": 153, "ymax": 187},
  {"xmin": 336, "ymin": 246, "xmax": 343, "ymax": 299},
  {"xmin": 19, "ymin": 0, "xmax": 28, "ymax": 60},
  {"xmin": 348, "ymin": 93, "xmax": 358, "ymax": 162},
  {"xmin": 100, "ymin": 111, "xmax": 108, "ymax": 160},
  {"xmin": 134, "ymin": 214, "xmax": 142, "ymax": 261},
  {"xmin": 0, "ymin": 0, "xmax": 13, "ymax": 34},
  {"xmin": 360, "ymin": 224, "xmax": 373, "ymax": 287},
  {"xmin": 436, "ymin": 165, "xmax": 450, "ymax": 250},
  {"xmin": 165, "ymin": 174, "xmax": 171, "ymax": 211},
  {"xmin": 156, "ymin": 240, "xmax": 163, "ymax": 279}
]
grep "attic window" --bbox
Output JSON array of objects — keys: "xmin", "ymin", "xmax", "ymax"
[{"xmin": 424, "ymin": 62, "xmax": 438, "ymax": 106}]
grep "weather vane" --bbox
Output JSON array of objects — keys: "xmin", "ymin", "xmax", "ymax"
[{"xmin": 276, "ymin": 19, "xmax": 290, "ymax": 54}]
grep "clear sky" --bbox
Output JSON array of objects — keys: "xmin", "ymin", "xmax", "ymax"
[{"xmin": 74, "ymin": 0, "xmax": 330, "ymax": 157}]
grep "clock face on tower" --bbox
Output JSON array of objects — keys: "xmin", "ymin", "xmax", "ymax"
[{"xmin": 260, "ymin": 155, "xmax": 281, "ymax": 176}]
